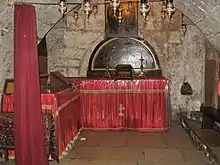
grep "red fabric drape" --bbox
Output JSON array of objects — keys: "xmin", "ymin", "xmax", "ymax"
[
  {"xmin": 2, "ymin": 94, "xmax": 14, "ymax": 112},
  {"xmin": 79, "ymin": 79, "xmax": 169, "ymax": 131},
  {"xmin": 14, "ymin": 4, "xmax": 48, "ymax": 165},
  {"xmin": 2, "ymin": 93, "xmax": 57, "ymax": 114},
  {"xmin": 55, "ymin": 89, "xmax": 81, "ymax": 158}
]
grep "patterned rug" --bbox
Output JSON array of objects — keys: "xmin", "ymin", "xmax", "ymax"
[{"xmin": 0, "ymin": 113, "xmax": 55, "ymax": 156}]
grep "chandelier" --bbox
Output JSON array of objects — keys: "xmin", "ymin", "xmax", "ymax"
[{"xmin": 57, "ymin": 0, "xmax": 176, "ymax": 24}]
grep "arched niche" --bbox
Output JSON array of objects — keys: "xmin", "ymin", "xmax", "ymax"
[{"xmin": 87, "ymin": 37, "xmax": 162, "ymax": 78}]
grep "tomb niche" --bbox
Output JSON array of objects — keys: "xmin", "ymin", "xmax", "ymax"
[{"xmin": 87, "ymin": 37, "xmax": 162, "ymax": 78}]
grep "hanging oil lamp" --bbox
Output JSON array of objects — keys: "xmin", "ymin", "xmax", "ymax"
[
  {"xmin": 83, "ymin": 0, "xmax": 93, "ymax": 21},
  {"xmin": 166, "ymin": 0, "xmax": 176, "ymax": 23},
  {"xmin": 73, "ymin": 11, "xmax": 79, "ymax": 24},
  {"xmin": 161, "ymin": 0, "xmax": 166, "ymax": 20},
  {"xmin": 58, "ymin": 0, "xmax": 67, "ymax": 16},
  {"xmin": 93, "ymin": 4, "xmax": 98, "ymax": 17},
  {"xmin": 139, "ymin": 0, "xmax": 150, "ymax": 22},
  {"xmin": 110, "ymin": 0, "xmax": 120, "ymax": 17},
  {"xmin": 181, "ymin": 24, "xmax": 187, "ymax": 36}
]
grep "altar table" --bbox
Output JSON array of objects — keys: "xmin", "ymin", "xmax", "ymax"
[
  {"xmin": 1, "ymin": 78, "xmax": 170, "ymax": 162},
  {"xmin": 76, "ymin": 78, "xmax": 170, "ymax": 131}
]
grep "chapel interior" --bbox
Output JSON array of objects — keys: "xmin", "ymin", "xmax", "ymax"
[{"xmin": 0, "ymin": 0, "xmax": 220, "ymax": 165}]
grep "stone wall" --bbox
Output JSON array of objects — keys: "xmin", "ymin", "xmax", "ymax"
[
  {"xmin": 47, "ymin": 5, "xmax": 105, "ymax": 77},
  {"xmin": 171, "ymin": 25, "xmax": 205, "ymax": 118},
  {"xmin": 45, "ymin": 2, "xmax": 208, "ymax": 118},
  {"xmin": 0, "ymin": 1, "xmax": 64, "ymax": 105},
  {"xmin": 138, "ymin": 3, "xmax": 206, "ymax": 118}
]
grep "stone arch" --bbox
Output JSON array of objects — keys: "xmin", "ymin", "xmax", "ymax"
[
  {"xmin": 86, "ymin": 37, "xmax": 162, "ymax": 77},
  {"xmin": 0, "ymin": 1, "xmax": 218, "ymax": 63},
  {"xmin": 79, "ymin": 34, "xmax": 105, "ymax": 77},
  {"xmin": 33, "ymin": 1, "xmax": 220, "ymax": 61},
  {"xmin": 0, "ymin": 0, "xmax": 217, "ymax": 85},
  {"xmin": 34, "ymin": 1, "xmax": 219, "ymax": 80},
  {"xmin": 174, "ymin": 0, "xmax": 220, "ymax": 54},
  {"xmin": 32, "ymin": 0, "xmax": 220, "ymax": 56}
]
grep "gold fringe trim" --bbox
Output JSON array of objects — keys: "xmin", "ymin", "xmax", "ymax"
[
  {"xmin": 80, "ymin": 89, "xmax": 165, "ymax": 94},
  {"xmin": 53, "ymin": 94, "xmax": 80, "ymax": 117}
]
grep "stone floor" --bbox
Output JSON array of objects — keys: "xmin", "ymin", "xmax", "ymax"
[
  {"xmin": 50, "ymin": 122, "xmax": 211, "ymax": 165},
  {"xmin": 3, "ymin": 122, "xmax": 212, "ymax": 165}
]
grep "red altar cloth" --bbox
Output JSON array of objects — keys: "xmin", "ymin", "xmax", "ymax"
[
  {"xmin": 78, "ymin": 78, "xmax": 169, "ymax": 131},
  {"xmin": 1, "ymin": 88, "xmax": 81, "ymax": 160}
]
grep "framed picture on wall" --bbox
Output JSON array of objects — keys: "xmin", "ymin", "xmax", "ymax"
[{"xmin": 105, "ymin": 1, "xmax": 138, "ymax": 38}]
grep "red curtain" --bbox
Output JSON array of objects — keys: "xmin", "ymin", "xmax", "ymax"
[
  {"xmin": 218, "ymin": 81, "xmax": 220, "ymax": 97},
  {"xmin": 14, "ymin": 4, "xmax": 48, "ymax": 165}
]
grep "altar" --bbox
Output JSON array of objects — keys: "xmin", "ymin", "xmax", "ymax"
[
  {"xmin": 78, "ymin": 78, "xmax": 170, "ymax": 130},
  {"xmin": 0, "ymin": 73, "xmax": 170, "ymax": 162}
]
